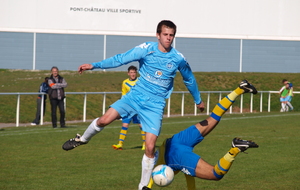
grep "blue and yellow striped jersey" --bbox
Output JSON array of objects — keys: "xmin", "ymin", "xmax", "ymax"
[{"xmin": 122, "ymin": 78, "xmax": 138, "ymax": 96}]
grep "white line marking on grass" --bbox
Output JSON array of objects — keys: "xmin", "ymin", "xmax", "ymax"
[
  {"xmin": 0, "ymin": 124, "xmax": 123, "ymax": 136},
  {"xmin": 161, "ymin": 113, "xmax": 300, "ymax": 125},
  {"xmin": 0, "ymin": 113, "xmax": 298, "ymax": 137}
]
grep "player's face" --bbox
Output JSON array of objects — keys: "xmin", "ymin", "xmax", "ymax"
[
  {"xmin": 285, "ymin": 83, "xmax": 290, "ymax": 88},
  {"xmin": 128, "ymin": 70, "xmax": 137, "ymax": 80},
  {"xmin": 156, "ymin": 26, "xmax": 175, "ymax": 52},
  {"xmin": 51, "ymin": 68, "xmax": 59, "ymax": 77}
]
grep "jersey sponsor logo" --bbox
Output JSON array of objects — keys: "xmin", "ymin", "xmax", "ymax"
[
  {"xmin": 155, "ymin": 70, "xmax": 163, "ymax": 78},
  {"xmin": 145, "ymin": 73, "xmax": 171, "ymax": 87},
  {"xmin": 136, "ymin": 42, "xmax": 150, "ymax": 49},
  {"xmin": 181, "ymin": 168, "xmax": 191, "ymax": 175}
]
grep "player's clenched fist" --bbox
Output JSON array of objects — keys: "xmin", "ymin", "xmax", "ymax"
[
  {"xmin": 196, "ymin": 101, "xmax": 205, "ymax": 112},
  {"xmin": 78, "ymin": 64, "xmax": 93, "ymax": 74}
]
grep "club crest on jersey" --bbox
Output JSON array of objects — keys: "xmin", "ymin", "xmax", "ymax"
[
  {"xmin": 167, "ymin": 63, "xmax": 173, "ymax": 69},
  {"xmin": 155, "ymin": 70, "xmax": 163, "ymax": 77}
]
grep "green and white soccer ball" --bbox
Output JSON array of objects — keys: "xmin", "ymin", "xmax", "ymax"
[{"xmin": 152, "ymin": 164, "xmax": 174, "ymax": 187}]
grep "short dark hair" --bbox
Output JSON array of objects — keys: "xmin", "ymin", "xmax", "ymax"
[
  {"xmin": 128, "ymin": 65, "xmax": 137, "ymax": 72},
  {"xmin": 156, "ymin": 20, "xmax": 177, "ymax": 35},
  {"xmin": 45, "ymin": 77, "xmax": 49, "ymax": 80},
  {"xmin": 51, "ymin": 66, "xmax": 59, "ymax": 71},
  {"xmin": 282, "ymin": 79, "xmax": 288, "ymax": 83}
]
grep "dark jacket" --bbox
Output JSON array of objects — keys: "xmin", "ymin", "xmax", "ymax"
[
  {"xmin": 38, "ymin": 82, "xmax": 49, "ymax": 99},
  {"xmin": 48, "ymin": 75, "xmax": 66, "ymax": 100}
]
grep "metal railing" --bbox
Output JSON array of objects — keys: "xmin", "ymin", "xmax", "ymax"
[{"xmin": 0, "ymin": 91, "xmax": 298, "ymax": 127}]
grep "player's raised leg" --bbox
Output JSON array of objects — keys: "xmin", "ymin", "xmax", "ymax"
[
  {"xmin": 145, "ymin": 80, "xmax": 258, "ymax": 190},
  {"xmin": 194, "ymin": 80, "xmax": 258, "ymax": 180},
  {"xmin": 62, "ymin": 107, "xmax": 120, "ymax": 151},
  {"xmin": 197, "ymin": 79, "xmax": 257, "ymax": 137},
  {"xmin": 196, "ymin": 138, "xmax": 259, "ymax": 180}
]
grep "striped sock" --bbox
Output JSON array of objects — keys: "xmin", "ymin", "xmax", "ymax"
[
  {"xmin": 140, "ymin": 126, "xmax": 146, "ymax": 146},
  {"xmin": 118, "ymin": 126, "xmax": 128, "ymax": 145},
  {"xmin": 213, "ymin": 147, "xmax": 240, "ymax": 179},
  {"xmin": 210, "ymin": 87, "xmax": 244, "ymax": 121}
]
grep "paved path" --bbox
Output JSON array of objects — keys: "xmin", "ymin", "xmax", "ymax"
[{"xmin": 0, "ymin": 120, "xmax": 93, "ymax": 128}]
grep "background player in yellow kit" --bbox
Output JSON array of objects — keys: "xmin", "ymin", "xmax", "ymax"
[{"xmin": 112, "ymin": 65, "xmax": 146, "ymax": 150}]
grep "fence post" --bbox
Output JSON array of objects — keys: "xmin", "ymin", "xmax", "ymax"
[
  {"xmin": 206, "ymin": 93, "xmax": 210, "ymax": 115},
  {"xmin": 240, "ymin": 94, "xmax": 243, "ymax": 113},
  {"xmin": 167, "ymin": 97, "xmax": 171, "ymax": 117},
  {"xmin": 260, "ymin": 92, "xmax": 263, "ymax": 112},
  {"xmin": 250, "ymin": 93, "xmax": 253, "ymax": 113},
  {"xmin": 83, "ymin": 93, "xmax": 87, "ymax": 122},
  {"xmin": 40, "ymin": 95, "xmax": 44, "ymax": 125},
  {"xmin": 16, "ymin": 94, "xmax": 20, "ymax": 127},
  {"xmin": 268, "ymin": 92, "xmax": 271, "ymax": 112},
  {"xmin": 181, "ymin": 93, "xmax": 184, "ymax": 116},
  {"xmin": 103, "ymin": 93, "xmax": 106, "ymax": 115}
]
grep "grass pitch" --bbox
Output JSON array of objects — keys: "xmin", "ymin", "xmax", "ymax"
[{"xmin": 0, "ymin": 112, "xmax": 299, "ymax": 190}]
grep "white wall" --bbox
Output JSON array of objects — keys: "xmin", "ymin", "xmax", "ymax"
[{"xmin": 1, "ymin": 0, "xmax": 300, "ymax": 40}]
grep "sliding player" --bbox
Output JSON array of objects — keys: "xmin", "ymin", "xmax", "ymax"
[{"xmin": 143, "ymin": 80, "xmax": 259, "ymax": 190}]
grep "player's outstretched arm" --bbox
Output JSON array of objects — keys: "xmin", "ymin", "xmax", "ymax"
[{"xmin": 78, "ymin": 64, "xmax": 93, "ymax": 74}]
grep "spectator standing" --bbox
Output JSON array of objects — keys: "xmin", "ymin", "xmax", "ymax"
[
  {"xmin": 48, "ymin": 66, "xmax": 67, "ymax": 128},
  {"xmin": 31, "ymin": 77, "xmax": 49, "ymax": 125}
]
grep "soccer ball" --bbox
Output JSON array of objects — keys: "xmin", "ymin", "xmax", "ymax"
[{"xmin": 152, "ymin": 164, "xmax": 174, "ymax": 187}]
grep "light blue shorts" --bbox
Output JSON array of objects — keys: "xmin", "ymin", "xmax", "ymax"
[
  {"xmin": 280, "ymin": 96, "xmax": 292, "ymax": 102},
  {"xmin": 122, "ymin": 115, "xmax": 140, "ymax": 124},
  {"xmin": 110, "ymin": 88, "xmax": 165, "ymax": 136},
  {"xmin": 165, "ymin": 125, "xmax": 204, "ymax": 177}
]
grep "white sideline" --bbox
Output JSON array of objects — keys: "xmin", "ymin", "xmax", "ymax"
[{"xmin": 0, "ymin": 113, "xmax": 299, "ymax": 137}]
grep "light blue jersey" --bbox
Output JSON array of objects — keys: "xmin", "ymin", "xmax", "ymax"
[
  {"xmin": 92, "ymin": 42, "xmax": 201, "ymax": 104},
  {"xmin": 92, "ymin": 42, "xmax": 202, "ymax": 136}
]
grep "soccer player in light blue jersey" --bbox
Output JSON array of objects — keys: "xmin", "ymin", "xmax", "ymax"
[{"xmin": 62, "ymin": 20, "xmax": 205, "ymax": 190}]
